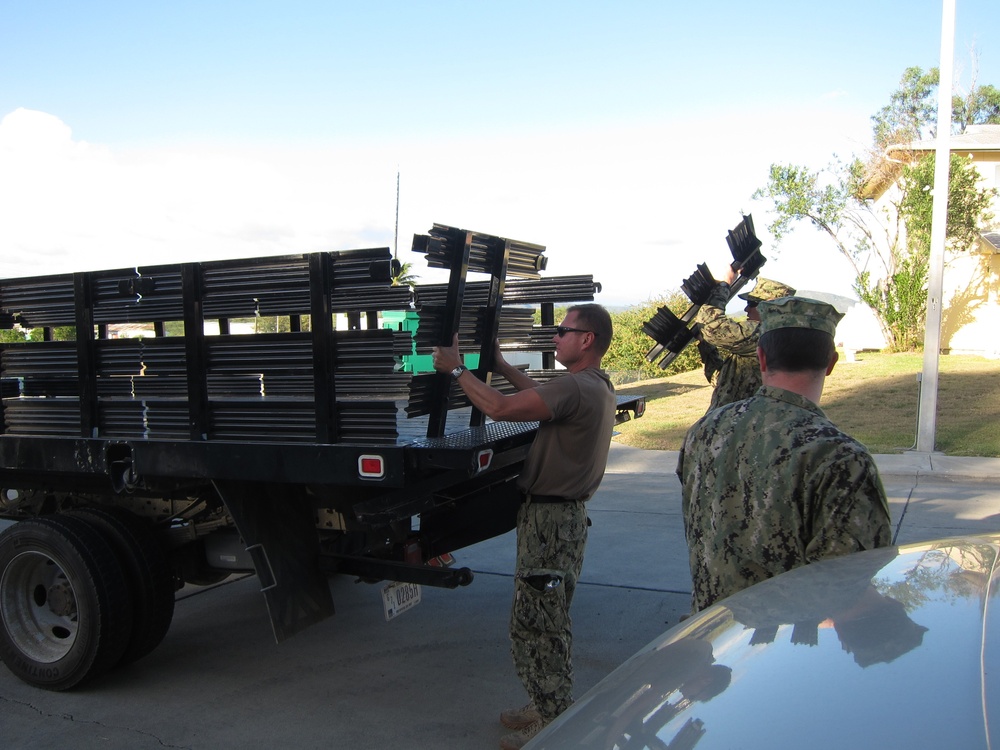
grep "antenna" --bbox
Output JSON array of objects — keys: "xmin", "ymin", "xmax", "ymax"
[{"xmin": 394, "ymin": 170, "xmax": 400, "ymax": 260}]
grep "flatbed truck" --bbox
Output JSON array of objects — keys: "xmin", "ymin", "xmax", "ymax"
[{"xmin": 0, "ymin": 224, "xmax": 644, "ymax": 690}]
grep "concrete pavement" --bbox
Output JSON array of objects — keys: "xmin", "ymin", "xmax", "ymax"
[{"xmin": 1, "ymin": 442, "xmax": 999, "ymax": 749}]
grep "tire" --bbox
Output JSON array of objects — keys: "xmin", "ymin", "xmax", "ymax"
[
  {"xmin": 66, "ymin": 507, "xmax": 176, "ymax": 664},
  {"xmin": 0, "ymin": 515, "xmax": 134, "ymax": 690}
]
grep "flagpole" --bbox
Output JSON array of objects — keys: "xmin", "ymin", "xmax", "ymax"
[{"xmin": 915, "ymin": 0, "xmax": 955, "ymax": 453}]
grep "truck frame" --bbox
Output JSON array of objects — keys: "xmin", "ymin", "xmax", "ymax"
[{"xmin": 0, "ymin": 223, "xmax": 643, "ymax": 690}]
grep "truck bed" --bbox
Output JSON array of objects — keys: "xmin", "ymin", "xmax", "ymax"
[{"xmin": 0, "ymin": 225, "xmax": 645, "ymax": 690}]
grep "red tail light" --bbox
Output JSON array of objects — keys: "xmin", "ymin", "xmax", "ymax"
[
  {"xmin": 358, "ymin": 454, "xmax": 385, "ymax": 479},
  {"xmin": 475, "ymin": 449, "xmax": 494, "ymax": 473}
]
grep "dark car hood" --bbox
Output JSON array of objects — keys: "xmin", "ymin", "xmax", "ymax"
[{"xmin": 530, "ymin": 535, "xmax": 1000, "ymax": 749}]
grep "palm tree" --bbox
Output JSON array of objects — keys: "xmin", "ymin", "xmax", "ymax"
[{"xmin": 391, "ymin": 261, "xmax": 418, "ymax": 287}]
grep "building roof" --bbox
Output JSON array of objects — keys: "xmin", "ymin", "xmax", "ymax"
[
  {"xmin": 885, "ymin": 123, "xmax": 1000, "ymax": 157},
  {"xmin": 860, "ymin": 124, "xmax": 1000, "ymax": 200}
]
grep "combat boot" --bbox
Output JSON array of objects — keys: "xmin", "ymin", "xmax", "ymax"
[
  {"xmin": 500, "ymin": 717, "xmax": 549, "ymax": 749},
  {"xmin": 499, "ymin": 702, "xmax": 541, "ymax": 730}
]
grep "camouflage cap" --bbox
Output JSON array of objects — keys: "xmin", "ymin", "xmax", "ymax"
[
  {"xmin": 758, "ymin": 296, "xmax": 845, "ymax": 337},
  {"xmin": 738, "ymin": 277, "xmax": 797, "ymax": 303}
]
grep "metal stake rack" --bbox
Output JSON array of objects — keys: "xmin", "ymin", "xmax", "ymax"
[
  {"xmin": 1, "ymin": 225, "xmax": 635, "ymax": 480},
  {"xmin": 408, "ymin": 226, "xmax": 605, "ymax": 427},
  {"xmin": 642, "ymin": 214, "xmax": 767, "ymax": 369},
  {"xmin": 410, "ymin": 223, "xmax": 547, "ymax": 436},
  {"xmin": 0, "ymin": 247, "xmax": 411, "ymax": 446}
]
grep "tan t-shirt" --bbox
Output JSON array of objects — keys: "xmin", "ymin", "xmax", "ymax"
[{"xmin": 516, "ymin": 367, "xmax": 616, "ymax": 501}]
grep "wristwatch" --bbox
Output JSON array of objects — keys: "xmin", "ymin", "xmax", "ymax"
[{"xmin": 450, "ymin": 364, "xmax": 468, "ymax": 379}]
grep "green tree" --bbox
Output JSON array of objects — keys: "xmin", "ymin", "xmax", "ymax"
[
  {"xmin": 391, "ymin": 261, "xmax": 419, "ymax": 287},
  {"xmin": 871, "ymin": 63, "xmax": 1000, "ymax": 149},
  {"xmin": 532, "ymin": 305, "xmax": 568, "ymax": 326},
  {"xmin": 871, "ymin": 66, "xmax": 940, "ymax": 149},
  {"xmin": 899, "ymin": 153, "xmax": 997, "ymax": 253},
  {"xmin": 247, "ymin": 316, "xmax": 295, "ymax": 334},
  {"xmin": 603, "ymin": 294, "xmax": 702, "ymax": 383},
  {"xmin": 23, "ymin": 326, "xmax": 76, "ymax": 341},
  {"xmin": 753, "ymin": 63, "xmax": 998, "ymax": 352},
  {"xmin": 953, "ymin": 79, "xmax": 1000, "ymax": 131},
  {"xmin": 0, "ymin": 328, "xmax": 28, "ymax": 343}
]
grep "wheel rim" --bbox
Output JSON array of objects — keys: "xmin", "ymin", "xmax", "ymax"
[{"xmin": 1, "ymin": 550, "xmax": 80, "ymax": 662}]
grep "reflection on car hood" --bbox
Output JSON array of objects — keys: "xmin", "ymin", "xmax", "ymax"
[{"xmin": 529, "ymin": 534, "xmax": 1000, "ymax": 750}]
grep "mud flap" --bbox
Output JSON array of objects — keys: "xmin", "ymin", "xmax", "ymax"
[{"xmin": 215, "ymin": 480, "xmax": 335, "ymax": 643}]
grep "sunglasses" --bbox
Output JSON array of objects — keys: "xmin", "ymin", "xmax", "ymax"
[{"xmin": 555, "ymin": 326, "xmax": 594, "ymax": 337}]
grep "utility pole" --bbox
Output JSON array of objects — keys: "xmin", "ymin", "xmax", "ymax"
[
  {"xmin": 394, "ymin": 170, "xmax": 400, "ymax": 260},
  {"xmin": 915, "ymin": 0, "xmax": 955, "ymax": 453}
]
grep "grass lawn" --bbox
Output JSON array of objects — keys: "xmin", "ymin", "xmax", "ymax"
[{"xmin": 614, "ymin": 352, "xmax": 1000, "ymax": 457}]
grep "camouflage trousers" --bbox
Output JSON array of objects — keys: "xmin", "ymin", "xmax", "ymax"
[{"xmin": 510, "ymin": 499, "xmax": 588, "ymax": 721}]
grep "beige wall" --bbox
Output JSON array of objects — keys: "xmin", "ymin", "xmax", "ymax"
[
  {"xmin": 942, "ymin": 151, "xmax": 999, "ymax": 357},
  {"xmin": 861, "ymin": 145, "xmax": 1000, "ymax": 357},
  {"xmin": 943, "ymin": 249, "xmax": 1000, "ymax": 357}
]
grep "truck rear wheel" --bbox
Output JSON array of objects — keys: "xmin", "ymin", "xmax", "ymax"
[
  {"xmin": 0, "ymin": 515, "xmax": 133, "ymax": 690},
  {"xmin": 66, "ymin": 507, "xmax": 176, "ymax": 664}
]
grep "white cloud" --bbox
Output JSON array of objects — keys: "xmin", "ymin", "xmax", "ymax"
[
  {"xmin": 0, "ymin": 105, "xmax": 869, "ymax": 305},
  {"xmin": 0, "ymin": 109, "xmax": 400, "ymax": 277}
]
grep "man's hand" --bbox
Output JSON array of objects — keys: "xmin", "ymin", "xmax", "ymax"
[
  {"xmin": 432, "ymin": 333, "xmax": 463, "ymax": 374},
  {"xmin": 431, "ymin": 333, "xmax": 551, "ymax": 421}
]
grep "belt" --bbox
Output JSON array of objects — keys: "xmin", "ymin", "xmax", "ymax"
[{"xmin": 524, "ymin": 493, "xmax": 577, "ymax": 504}]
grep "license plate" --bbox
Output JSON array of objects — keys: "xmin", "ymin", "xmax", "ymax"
[{"xmin": 382, "ymin": 581, "xmax": 421, "ymax": 621}]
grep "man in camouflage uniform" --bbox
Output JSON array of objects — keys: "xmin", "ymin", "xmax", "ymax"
[
  {"xmin": 433, "ymin": 304, "xmax": 617, "ymax": 750},
  {"xmin": 694, "ymin": 268, "xmax": 796, "ymax": 411},
  {"xmin": 677, "ymin": 296, "xmax": 891, "ymax": 613}
]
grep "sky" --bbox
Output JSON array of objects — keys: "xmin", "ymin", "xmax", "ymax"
[{"xmin": 1, "ymin": 1, "xmax": 998, "ymax": 307}]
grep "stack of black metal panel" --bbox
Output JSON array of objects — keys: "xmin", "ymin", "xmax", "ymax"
[
  {"xmin": 642, "ymin": 214, "xmax": 767, "ymax": 369},
  {"xmin": 0, "ymin": 247, "xmax": 414, "ymax": 443},
  {"xmin": 0, "ymin": 228, "xmax": 607, "ymax": 446},
  {"xmin": 405, "ymin": 225, "xmax": 603, "ymax": 432}
]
